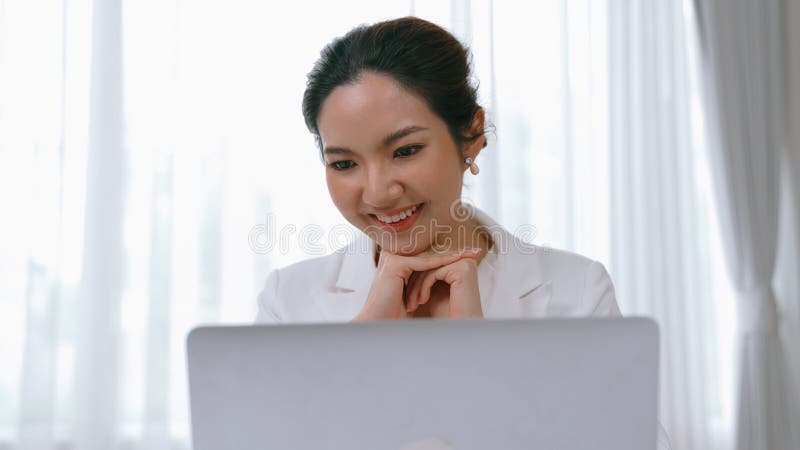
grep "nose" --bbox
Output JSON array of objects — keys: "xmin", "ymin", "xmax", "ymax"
[{"xmin": 362, "ymin": 163, "xmax": 404, "ymax": 209}]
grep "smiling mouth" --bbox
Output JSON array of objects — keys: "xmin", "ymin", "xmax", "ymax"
[
  {"xmin": 369, "ymin": 203, "xmax": 425, "ymax": 228},
  {"xmin": 372, "ymin": 203, "xmax": 422, "ymax": 224}
]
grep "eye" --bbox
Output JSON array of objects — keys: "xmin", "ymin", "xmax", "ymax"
[
  {"xmin": 394, "ymin": 144, "xmax": 423, "ymax": 158},
  {"xmin": 328, "ymin": 160, "xmax": 357, "ymax": 171}
]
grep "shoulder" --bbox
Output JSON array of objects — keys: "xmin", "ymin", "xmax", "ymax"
[
  {"xmin": 491, "ymin": 225, "xmax": 597, "ymax": 278},
  {"xmin": 479, "ymin": 208, "xmax": 609, "ymax": 293},
  {"xmin": 539, "ymin": 247, "xmax": 620, "ymax": 317},
  {"xmin": 499, "ymin": 239, "xmax": 620, "ymax": 317},
  {"xmin": 255, "ymin": 251, "xmax": 344, "ymax": 323},
  {"xmin": 531, "ymin": 246, "xmax": 612, "ymax": 292},
  {"xmin": 521, "ymin": 244, "xmax": 596, "ymax": 276},
  {"xmin": 278, "ymin": 251, "xmax": 344, "ymax": 287}
]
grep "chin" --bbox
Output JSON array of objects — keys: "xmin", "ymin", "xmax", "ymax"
[{"xmin": 375, "ymin": 237, "xmax": 429, "ymax": 256}]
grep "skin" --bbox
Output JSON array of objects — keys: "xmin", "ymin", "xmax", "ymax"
[{"xmin": 316, "ymin": 71, "xmax": 489, "ymax": 320}]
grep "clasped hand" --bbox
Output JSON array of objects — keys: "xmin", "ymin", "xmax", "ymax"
[{"xmin": 353, "ymin": 247, "xmax": 483, "ymax": 321}]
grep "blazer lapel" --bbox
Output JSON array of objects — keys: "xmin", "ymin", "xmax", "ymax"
[
  {"xmin": 313, "ymin": 232, "xmax": 375, "ymax": 322},
  {"xmin": 474, "ymin": 208, "xmax": 552, "ymax": 318},
  {"xmin": 487, "ymin": 247, "xmax": 552, "ymax": 317}
]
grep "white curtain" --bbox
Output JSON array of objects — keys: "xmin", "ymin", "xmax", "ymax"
[
  {"xmin": 607, "ymin": 1, "xmax": 736, "ymax": 449},
  {"xmin": 0, "ymin": 0, "xmax": 751, "ymax": 448},
  {"xmin": 781, "ymin": 0, "xmax": 800, "ymax": 429},
  {"xmin": 693, "ymin": 0, "xmax": 800, "ymax": 449},
  {"xmin": 72, "ymin": 0, "xmax": 126, "ymax": 448}
]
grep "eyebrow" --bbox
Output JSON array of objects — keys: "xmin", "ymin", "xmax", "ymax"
[
  {"xmin": 382, "ymin": 125, "xmax": 428, "ymax": 146},
  {"xmin": 323, "ymin": 125, "xmax": 428, "ymax": 155}
]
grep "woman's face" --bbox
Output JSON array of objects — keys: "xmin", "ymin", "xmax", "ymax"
[{"xmin": 317, "ymin": 72, "xmax": 480, "ymax": 256}]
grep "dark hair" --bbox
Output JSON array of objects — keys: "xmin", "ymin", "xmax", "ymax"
[{"xmin": 302, "ymin": 16, "xmax": 487, "ymax": 154}]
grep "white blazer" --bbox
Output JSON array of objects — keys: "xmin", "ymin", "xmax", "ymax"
[{"xmin": 256, "ymin": 208, "xmax": 620, "ymax": 323}]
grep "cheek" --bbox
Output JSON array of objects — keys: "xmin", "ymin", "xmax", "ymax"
[
  {"xmin": 414, "ymin": 156, "xmax": 463, "ymax": 199},
  {"xmin": 326, "ymin": 174, "xmax": 357, "ymax": 212}
]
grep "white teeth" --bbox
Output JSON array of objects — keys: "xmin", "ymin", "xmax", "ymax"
[{"xmin": 376, "ymin": 204, "xmax": 419, "ymax": 223}]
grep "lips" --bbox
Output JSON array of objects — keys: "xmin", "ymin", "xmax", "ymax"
[{"xmin": 369, "ymin": 203, "xmax": 425, "ymax": 232}]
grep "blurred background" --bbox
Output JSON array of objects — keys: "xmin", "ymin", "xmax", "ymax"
[{"xmin": 0, "ymin": 0, "xmax": 798, "ymax": 449}]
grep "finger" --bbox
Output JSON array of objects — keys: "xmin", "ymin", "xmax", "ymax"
[
  {"xmin": 404, "ymin": 270, "xmax": 420, "ymax": 295},
  {"xmin": 410, "ymin": 268, "xmax": 437, "ymax": 312},
  {"xmin": 428, "ymin": 288, "xmax": 451, "ymax": 317},
  {"xmin": 405, "ymin": 249, "xmax": 477, "ymax": 312},
  {"xmin": 417, "ymin": 246, "xmax": 482, "ymax": 259},
  {"xmin": 404, "ymin": 248, "xmax": 481, "ymax": 273},
  {"xmin": 419, "ymin": 266, "xmax": 449, "ymax": 306},
  {"xmin": 406, "ymin": 270, "xmax": 426, "ymax": 312},
  {"xmin": 409, "ymin": 272, "xmax": 426, "ymax": 312},
  {"xmin": 388, "ymin": 248, "xmax": 479, "ymax": 313}
]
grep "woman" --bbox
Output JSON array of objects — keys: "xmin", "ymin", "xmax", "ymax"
[
  {"xmin": 255, "ymin": 17, "xmax": 670, "ymax": 449},
  {"xmin": 255, "ymin": 16, "xmax": 619, "ymax": 323}
]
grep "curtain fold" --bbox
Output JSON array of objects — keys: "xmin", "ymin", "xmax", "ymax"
[
  {"xmin": 73, "ymin": 0, "xmax": 125, "ymax": 448},
  {"xmin": 608, "ymin": 1, "xmax": 724, "ymax": 448},
  {"xmin": 693, "ymin": 0, "xmax": 798, "ymax": 448},
  {"xmin": 782, "ymin": 0, "xmax": 800, "ymax": 426}
]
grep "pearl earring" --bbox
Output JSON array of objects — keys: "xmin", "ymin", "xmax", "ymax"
[{"xmin": 464, "ymin": 157, "xmax": 480, "ymax": 175}]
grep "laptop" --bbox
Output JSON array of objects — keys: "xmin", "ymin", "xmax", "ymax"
[{"xmin": 187, "ymin": 318, "xmax": 659, "ymax": 450}]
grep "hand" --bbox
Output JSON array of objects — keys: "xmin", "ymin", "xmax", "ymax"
[
  {"xmin": 404, "ymin": 256, "xmax": 483, "ymax": 319},
  {"xmin": 352, "ymin": 248, "xmax": 481, "ymax": 322}
]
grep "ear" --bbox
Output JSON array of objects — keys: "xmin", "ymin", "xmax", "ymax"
[{"xmin": 461, "ymin": 108, "xmax": 486, "ymax": 162}]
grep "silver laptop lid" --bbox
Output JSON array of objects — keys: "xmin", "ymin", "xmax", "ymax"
[{"xmin": 187, "ymin": 318, "xmax": 658, "ymax": 450}]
